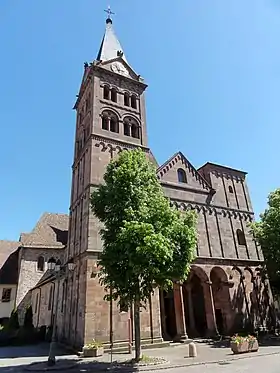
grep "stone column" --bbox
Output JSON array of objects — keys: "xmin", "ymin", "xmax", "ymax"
[
  {"xmin": 186, "ymin": 283, "xmax": 196, "ymax": 334},
  {"xmin": 203, "ymin": 281, "xmax": 219, "ymax": 337},
  {"xmin": 173, "ymin": 282, "xmax": 191, "ymax": 343},
  {"xmin": 159, "ymin": 290, "xmax": 167, "ymax": 339}
]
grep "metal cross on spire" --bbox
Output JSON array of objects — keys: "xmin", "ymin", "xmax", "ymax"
[{"xmin": 104, "ymin": 5, "xmax": 115, "ymax": 20}]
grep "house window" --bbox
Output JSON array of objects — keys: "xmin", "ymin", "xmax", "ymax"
[
  {"xmin": 2, "ymin": 288, "xmax": 11, "ymax": 302},
  {"xmin": 111, "ymin": 88, "xmax": 117, "ymax": 103},
  {"xmin": 237, "ymin": 229, "xmax": 246, "ymax": 246},
  {"xmin": 229, "ymin": 185, "xmax": 233, "ymax": 194},
  {"xmin": 177, "ymin": 168, "xmax": 187, "ymax": 183},
  {"xmin": 37, "ymin": 256, "xmax": 45, "ymax": 271},
  {"xmin": 123, "ymin": 121, "xmax": 130, "ymax": 136},
  {"xmin": 48, "ymin": 286, "xmax": 53, "ymax": 311},
  {"xmin": 103, "ymin": 86, "xmax": 110, "ymax": 100},
  {"xmin": 124, "ymin": 92, "xmax": 130, "ymax": 106}
]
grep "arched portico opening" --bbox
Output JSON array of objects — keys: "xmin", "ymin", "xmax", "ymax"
[
  {"xmin": 159, "ymin": 289, "xmax": 177, "ymax": 341},
  {"xmin": 183, "ymin": 266, "xmax": 208, "ymax": 337},
  {"xmin": 210, "ymin": 267, "xmax": 231, "ymax": 335}
]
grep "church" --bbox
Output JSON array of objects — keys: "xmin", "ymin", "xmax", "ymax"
[{"xmin": 3, "ymin": 12, "xmax": 273, "ymax": 350}]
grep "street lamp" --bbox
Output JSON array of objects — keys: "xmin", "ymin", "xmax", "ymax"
[{"xmin": 47, "ymin": 258, "xmax": 75, "ymax": 366}]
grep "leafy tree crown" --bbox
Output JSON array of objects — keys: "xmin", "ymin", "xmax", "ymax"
[{"xmin": 91, "ymin": 149, "xmax": 197, "ymax": 304}]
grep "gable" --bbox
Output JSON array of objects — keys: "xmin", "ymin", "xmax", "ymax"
[
  {"xmin": 19, "ymin": 213, "xmax": 68, "ymax": 247},
  {"xmin": 157, "ymin": 152, "xmax": 211, "ymax": 191},
  {"xmin": 100, "ymin": 57, "xmax": 140, "ymax": 81}
]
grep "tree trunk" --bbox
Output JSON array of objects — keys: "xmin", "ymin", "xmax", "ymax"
[{"xmin": 134, "ymin": 299, "xmax": 141, "ymax": 361}]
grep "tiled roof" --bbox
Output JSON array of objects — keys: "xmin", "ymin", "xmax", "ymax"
[
  {"xmin": 0, "ymin": 241, "xmax": 20, "ymax": 284},
  {"xmin": 19, "ymin": 213, "xmax": 69, "ymax": 247}
]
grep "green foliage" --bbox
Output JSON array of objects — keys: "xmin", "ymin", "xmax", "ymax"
[
  {"xmin": 23, "ymin": 305, "xmax": 34, "ymax": 329},
  {"xmin": 91, "ymin": 148, "xmax": 197, "ymax": 305},
  {"xmin": 7, "ymin": 309, "xmax": 19, "ymax": 330},
  {"xmin": 250, "ymin": 188, "xmax": 280, "ymax": 293},
  {"xmin": 84, "ymin": 339, "xmax": 104, "ymax": 349}
]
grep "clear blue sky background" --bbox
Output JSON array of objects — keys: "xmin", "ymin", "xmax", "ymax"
[{"xmin": 1, "ymin": 0, "xmax": 279, "ymax": 240}]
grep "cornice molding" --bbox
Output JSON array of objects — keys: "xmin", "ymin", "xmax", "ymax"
[
  {"xmin": 194, "ymin": 256, "xmax": 263, "ymax": 266},
  {"xmin": 160, "ymin": 180, "xmax": 210, "ymax": 195},
  {"xmin": 170, "ymin": 199, "xmax": 254, "ymax": 220}
]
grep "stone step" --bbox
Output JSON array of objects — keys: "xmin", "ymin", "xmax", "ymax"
[{"xmin": 103, "ymin": 339, "xmax": 170, "ymax": 353}]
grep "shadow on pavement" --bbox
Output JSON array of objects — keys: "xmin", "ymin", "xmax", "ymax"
[
  {"xmin": 0, "ymin": 359, "xmax": 143, "ymax": 373},
  {"xmin": 194, "ymin": 335, "xmax": 280, "ymax": 349},
  {"xmin": 0, "ymin": 343, "xmax": 74, "ymax": 359}
]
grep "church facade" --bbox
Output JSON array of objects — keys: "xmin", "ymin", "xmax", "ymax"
[{"xmin": 31, "ymin": 15, "xmax": 274, "ymax": 349}]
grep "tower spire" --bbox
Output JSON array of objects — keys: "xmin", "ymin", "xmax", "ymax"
[{"xmin": 96, "ymin": 6, "xmax": 127, "ymax": 63}]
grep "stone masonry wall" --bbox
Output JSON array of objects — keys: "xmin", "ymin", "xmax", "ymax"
[{"xmin": 16, "ymin": 247, "xmax": 63, "ymax": 324}]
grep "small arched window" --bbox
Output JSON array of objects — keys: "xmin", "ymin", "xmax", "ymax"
[
  {"xmin": 37, "ymin": 256, "xmax": 45, "ymax": 271},
  {"xmin": 237, "ymin": 229, "xmax": 246, "ymax": 246},
  {"xmin": 124, "ymin": 92, "xmax": 130, "ymax": 106},
  {"xmin": 124, "ymin": 117, "xmax": 140, "ymax": 139},
  {"xmin": 102, "ymin": 111, "xmax": 118, "ymax": 132},
  {"xmin": 177, "ymin": 168, "xmax": 187, "ymax": 183},
  {"xmin": 123, "ymin": 121, "xmax": 130, "ymax": 136},
  {"xmin": 229, "ymin": 185, "xmax": 233, "ymax": 194},
  {"xmin": 111, "ymin": 88, "xmax": 117, "ymax": 103},
  {"xmin": 102, "ymin": 116, "xmax": 109, "ymax": 130},
  {"xmin": 131, "ymin": 95, "xmax": 137, "ymax": 109},
  {"xmin": 131, "ymin": 123, "xmax": 139, "ymax": 138},
  {"xmin": 103, "ymin": 86, "xmax": 110, "ymax": 100},
  {"xmin": 110, "ymin": 116, "xmax": 119, "ymax": 133}
]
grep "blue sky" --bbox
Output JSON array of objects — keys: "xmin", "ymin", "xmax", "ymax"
[{"xmin": 1, "ymin": 0, "xmax": 279, "ymax": 240}]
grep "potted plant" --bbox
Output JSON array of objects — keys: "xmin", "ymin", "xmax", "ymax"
[
  {"xmin": 230, "ymin": 334, "xmax": 259, "ymax": 354},
  {"xmin": 82, "ymin": 340, "xmax": 104, "ymax": 357}
]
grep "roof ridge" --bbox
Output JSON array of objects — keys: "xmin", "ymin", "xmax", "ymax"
[{"xmin": 157, "ymin": 151, "xmax": 212, "ymax": 190}]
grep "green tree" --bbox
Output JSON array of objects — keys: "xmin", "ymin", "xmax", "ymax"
[
  {"xmin": 7, "ymin": 309, "xmax": 19, "ymax": 330},
  {"xmin": 91, "ymin": 149, "xmax": 197, "ymax": 361},
  {"xmin": 24, "ymin": 305, "xmax": 34, "ymax": 329},
  {"xmin": 250, "ymin": 188, "xmax": 280, "ymax": 294}
]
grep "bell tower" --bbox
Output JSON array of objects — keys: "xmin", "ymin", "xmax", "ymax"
[
  {"xmin": 62, "ymin": 10, "xmax": 161, "ymax": 349},
  {"xmin": 67, "ymin": 10, "xmax": 149, "ymax": 261}
]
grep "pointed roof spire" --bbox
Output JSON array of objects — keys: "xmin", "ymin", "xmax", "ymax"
[{"xmin": 96, "ymin": 6, "xmax": 127, "ymax": 63}]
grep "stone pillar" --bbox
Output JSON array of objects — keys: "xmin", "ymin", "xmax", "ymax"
[
  {"xmin": 203, "ymin": 281, "xmax": 218, "ymax": 337},
  {"xmin": 186, "ymin": 283, "xmax": 196, "ymax": 334},
  {"xmin": 159, "ymin": 290, "xmax": 167, "ymax": 339},
  {"xmin": 173, "ymin": 282, "xmax": 191, "ymax": 343}
]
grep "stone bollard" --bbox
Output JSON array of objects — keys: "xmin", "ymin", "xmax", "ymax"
[{"xmin": 189, "ymin": 342, "xmax": 197, "ymax": 357}]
